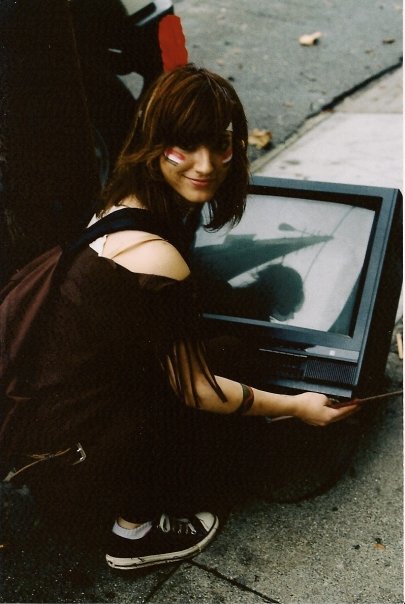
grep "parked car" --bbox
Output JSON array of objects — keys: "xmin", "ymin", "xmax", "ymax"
[
  {"xmin": 69, "ymin": 0, "xmax": 176, "ymax": 181},
  {"xmin": 0, "ymin": 0, "xmax": 182, "ymax": 284}
]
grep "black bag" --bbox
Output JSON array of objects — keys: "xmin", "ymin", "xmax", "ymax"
[
  {"xmin": 0, "ymin": 208, "xmax": 166, "ymax": 536},
  {"xmin": 0, "ymin": 208, "xmax": 168, "ymax": 475}
]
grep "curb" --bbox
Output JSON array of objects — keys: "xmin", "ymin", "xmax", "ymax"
[{"xmin": 250, "ymin": 61, "xmax": 403, "ymax": 175}]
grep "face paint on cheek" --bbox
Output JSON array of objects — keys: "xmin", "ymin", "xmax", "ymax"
[
  {"xmin": 164, "ymin": 148, "xmax": 186, "ymax": 166},
  {"xmin": 221, "ymin": 146, "xmax": 233, "ymax": 164}
]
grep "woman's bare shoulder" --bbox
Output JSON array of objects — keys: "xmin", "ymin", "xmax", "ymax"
[{"xmin": 102, "ymin": 231, "xmax": 190, "ymax": 281}]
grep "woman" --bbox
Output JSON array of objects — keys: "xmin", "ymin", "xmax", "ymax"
[{"xmin": 9, "ymin": 65, "xmax": 358, "ymax": 570}]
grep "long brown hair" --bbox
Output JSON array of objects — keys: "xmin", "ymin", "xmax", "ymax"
[{"xmin": 101, "ymin": 64, "xmax": 249, "ymax": 231}]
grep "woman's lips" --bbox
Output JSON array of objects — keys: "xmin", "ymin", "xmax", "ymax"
[{"xmin": 186, "ymin": 176, "xmax": 215, "ymax": 188}]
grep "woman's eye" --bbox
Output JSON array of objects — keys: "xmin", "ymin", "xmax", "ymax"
[
  {"xmin": 177, "ymin": 142, "xmax": 197, "ymax": 152},
  {"xmin": 174, "ymin": 138, "xmax": 232, "ymax": 154},
  {"xmin": 215, "ymin": 136, "xmax": 232, "ymax": 153},
  {"xmin": 219, "ymin": 141, "xmax": 231, "ymax": 152}
]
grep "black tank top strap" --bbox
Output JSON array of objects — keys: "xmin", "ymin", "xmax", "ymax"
[{"xmin": 65, "ymin": 208, "xmax": 172, "ymax": 256}]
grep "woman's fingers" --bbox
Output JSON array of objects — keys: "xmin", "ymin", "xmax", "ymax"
[{"xmin": 326, "ymin": 402, "xmax": 360, "ymax": 424}]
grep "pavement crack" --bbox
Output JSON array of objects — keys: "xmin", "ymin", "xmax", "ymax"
[
  {"xmin": 190, "ymin": 560, "xmax": 281, "ymax": 603},
  {"xmin": 142, "ymin": 563, "xmax": 182, "ymax": 603}
]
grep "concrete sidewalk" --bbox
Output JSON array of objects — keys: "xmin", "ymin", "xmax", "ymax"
[{"xmin": 1, "ymin": 69, "xmax": 403, "ymax": 604}]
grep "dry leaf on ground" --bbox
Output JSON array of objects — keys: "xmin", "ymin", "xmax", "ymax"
[
  {"xmin": 299, "ymin": 31, "xmax": 322, "ymax": 46},
  {"xmin": 248, "ymin": 128, "xmax": 272, "ymax": 149}
]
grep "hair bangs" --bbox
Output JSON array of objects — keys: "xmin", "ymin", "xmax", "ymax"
[{"xmin": 163, "ymin": 76, "xmax": 234, "ymax": 149}]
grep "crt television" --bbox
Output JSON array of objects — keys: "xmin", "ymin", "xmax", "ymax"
[{"xmin": 191, "ymin": 175, "xmax": 402, "ymax": 400}]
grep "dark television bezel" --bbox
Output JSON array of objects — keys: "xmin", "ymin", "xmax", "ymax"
[{"xmin": 196, "ymin": 175, "xmax": 402, "ymax": 399}]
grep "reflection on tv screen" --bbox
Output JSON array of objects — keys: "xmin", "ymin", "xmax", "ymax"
[{"xmin": 193, "ymin": 195, "xmax": 375, "ymax": 336}]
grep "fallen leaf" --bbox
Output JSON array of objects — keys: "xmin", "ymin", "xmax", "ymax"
[
  {"xmin": 299, "ymin": 31, "xmax": 322, "ymax": 46},
  {"xmin": 396, "ymin": 332, "xmax": 403, "ymax": 359},
  {"xmin": 373, "ymin": 537, "xmax": 386, "ymax": 550},
  {"xmin": 382, "ymin": 38, "xmax": 395, "ymax": 44},
  {"xmin": 248, "ymin": 128, "xmax": 273, "ymax": 149}
]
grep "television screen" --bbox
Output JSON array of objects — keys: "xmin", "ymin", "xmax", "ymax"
[
  {"xmin": 193, "ymin": 195, "xmax": 375, "ymax": 336},
  {"xmin": 191, "ymin": 176, "xmax": 402, "ymax": 400}
]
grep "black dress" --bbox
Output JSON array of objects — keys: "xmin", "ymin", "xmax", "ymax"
[{"xmin": 7, "ymin": 238, "xmax": 259, "ymax": 536}]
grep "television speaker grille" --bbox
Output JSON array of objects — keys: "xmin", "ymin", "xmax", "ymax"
[{"xmin": 304, "ymin": 359, "xmax": 357, "ymax": 385}]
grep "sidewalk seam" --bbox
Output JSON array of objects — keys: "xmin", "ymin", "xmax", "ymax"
[
  {"xmin": 190, "ymin": 560, "xmax": 281, "ymax": 603},
  {"xmin": 142, "ymin": 563, "xmax": 182, "ymax": 603}
]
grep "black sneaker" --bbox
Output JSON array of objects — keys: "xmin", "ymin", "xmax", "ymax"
[{"xmin": 105, "ymin": 512, "xmax": 219, "ymax": 570}]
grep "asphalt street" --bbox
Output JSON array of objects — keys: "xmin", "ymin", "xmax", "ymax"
[{"xmin": 173, "ymin": 0, "xmax": 402, "ymax": 160}]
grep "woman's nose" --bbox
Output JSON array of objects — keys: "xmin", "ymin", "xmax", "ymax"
[{"xmin": 193, "ymin": 147, "xmax": 214, "ymax": 173}]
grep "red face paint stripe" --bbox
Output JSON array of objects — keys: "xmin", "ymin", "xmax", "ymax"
[
  {"xmin": 221, "ymin": 147, "xmax": 233, "ymax": 164},
  {"xmin": 164, "ymin": 148, "xmax": 186, "ymax": 165}
]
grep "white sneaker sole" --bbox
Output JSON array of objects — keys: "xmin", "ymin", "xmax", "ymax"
[{"xmin": 106, "ymin": 515, "xmax": 219, "ymax": 570}]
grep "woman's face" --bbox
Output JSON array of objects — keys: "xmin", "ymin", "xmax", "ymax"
[{"xmin": 159, "ymin": 130, "xmax": 233, "ymax": 204}]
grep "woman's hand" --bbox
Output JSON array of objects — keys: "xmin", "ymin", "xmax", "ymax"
[{"xmin": 291, "ymin": 392, "xmax": 359, "ymax": 426}]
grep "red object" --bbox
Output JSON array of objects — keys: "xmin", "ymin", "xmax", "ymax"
[
  {"xmin": 328, "ymin": 389, "xmax": 403, "ymax": 409},
  {"xmin": 158, "ymin": 15, "xmax": 188, "ymax": 72}
]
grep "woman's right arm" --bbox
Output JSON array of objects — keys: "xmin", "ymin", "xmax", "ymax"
[{"xmin": 166, "ymin": 340, "xmax": 359, "ymax": 427}]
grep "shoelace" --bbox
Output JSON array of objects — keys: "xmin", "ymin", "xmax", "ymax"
[{"xmin": 158, "ymin": 513, "xmax": 198, "ymax": 536}]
